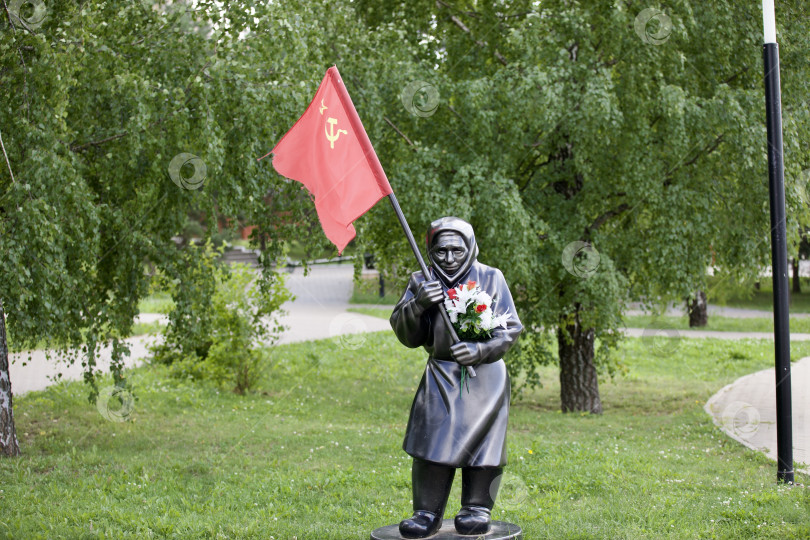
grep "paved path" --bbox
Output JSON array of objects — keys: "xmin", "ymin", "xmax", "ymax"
[
  {"xmin": 705, "ymin": 357, "xmax": 809, "ymax": 476},
  {"xmin": 9, "ymin": 335, "xmax": 162, "ymax": 397},
  {"xmin": 274, "ymin": 263, "xmax": 390, "ymax": 344}
]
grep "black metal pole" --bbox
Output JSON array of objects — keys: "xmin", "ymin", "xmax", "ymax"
[
  {"xmin": 387, "ymin": 193, "xmax": 476, "ymax": 377},
  {"xmin": 763, "ymin": 41, "xmax": 794, "ymax": 484}
]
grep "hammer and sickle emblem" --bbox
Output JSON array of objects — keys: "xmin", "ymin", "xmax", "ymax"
[{"xmin": 325, "ymin": 117, "xmax": 348, "ymax": 149}]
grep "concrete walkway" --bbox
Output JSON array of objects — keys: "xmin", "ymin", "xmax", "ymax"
[
  {"xmin": 705, "ymin": 357, "xmax": 809, "ymax": 476},
  {"xmin": 9, "ymin": 335, "xmax": 162, "ymax": 397},
  {"xmin": 274, "ymin": 263, "xmax": 391, "ymax": 345}
]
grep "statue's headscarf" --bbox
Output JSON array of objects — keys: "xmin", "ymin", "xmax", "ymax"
[{"xmin": 426, "ymin": 216, "xmax": 479, "ymax": 287}]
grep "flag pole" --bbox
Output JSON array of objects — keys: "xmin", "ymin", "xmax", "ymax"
[
  {"xmin": 387, "ymin": 193, "xmax": 476, "ymax": 377},
  {"xmin": 327, "ymin": 66, "xmax": 474, "ymax": 376},
  {"xmin": 762, "ymin": 0, "xmax": 793, "ymax": 484}
]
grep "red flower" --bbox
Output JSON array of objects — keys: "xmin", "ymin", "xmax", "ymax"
[
  {"xmin": 476, "ymin": 304, "xmax": 487, "ymax": 313},
  {"xmin": 447, "ymin": 288, "xmax": 458, "ymax": 300},
  {"xmin": 466, "ymin": 280, "xmax": 477, "ymax": 289}
]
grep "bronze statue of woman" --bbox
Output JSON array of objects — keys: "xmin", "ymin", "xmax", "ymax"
[{"xmin": 390, "ymin": 217, "xmax": 523, "ymax": 538}]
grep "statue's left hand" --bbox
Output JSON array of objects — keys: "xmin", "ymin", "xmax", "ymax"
[{"xmin": 450, "ymin": 341, "xmax": 480, "ymax": 366}]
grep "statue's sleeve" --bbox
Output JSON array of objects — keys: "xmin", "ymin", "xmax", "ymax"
[
  {"xmin": 390, "ymin": 271, "xmax": 430, "ymax": 348},
  {"xmin": 476, "ymin": 269, "xmax": 523, "ymax": 364}
]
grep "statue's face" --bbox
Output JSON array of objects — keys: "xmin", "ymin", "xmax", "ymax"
[{"xmin": 431, "ymin": 232, "xmax": 468, "ymax": 276}]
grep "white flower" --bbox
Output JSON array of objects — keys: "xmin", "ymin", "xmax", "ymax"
[
  {"xmin": 477, "ymin": 291, "xmax": 493, "ymax": 307},
  {"xmin": 456, "ymin": 284, "xmax": 476, "ymax": 307},
  {"xmin": 491, "ymin": 310, "xmax": 510, "ymax": 330},
  {"xmin": 479, "ymin": 308, "xmax": 493, "ymax": 329},
  {"xmin": 443, "ymin": 297, "xmax": 464, "ymax": 323}
]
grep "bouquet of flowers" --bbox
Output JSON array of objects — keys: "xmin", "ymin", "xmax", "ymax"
[
  {"xmin": 444, "ymin": 280, "xmax": 509, "ymax": 394},
  {"xmin": 444, "ymin": 280, "xmax": 510, "ymax": 340}
]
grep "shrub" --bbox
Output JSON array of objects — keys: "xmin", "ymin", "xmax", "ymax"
[{"xmin": 151, "ymin": 241, "xmax": 291, "ymax": 393}]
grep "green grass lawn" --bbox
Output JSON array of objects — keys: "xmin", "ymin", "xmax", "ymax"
[
  {"xmin": 137, "ymin": 292, "xmax": 175, "ymax": 315},
  {"xmin": 707, "ymin": 276, "xmax": 810, "ymax": 314},
  {"xmin": 349, "ymin": 275, "xmax": 401, "ymax": 305},
  {"xmin": 714, "ymin": 289, "xmax": 810, "ymax": 314},
  {"xmin": 348, "ymin": 306, "xmax": 393, "ymax": 320},
  {"xmin": 1, "ymin": 333, "xmax": 808, "ymax": 539},
  {"xmin": 624, "ymin": 314, "xmax": 810, "ymax": 334}
]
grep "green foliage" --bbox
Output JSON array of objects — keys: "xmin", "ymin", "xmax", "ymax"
[
  {"xmin": 3, "ymin": 0, "xmax": 810, "ymax": 406},
  {"xmin": 151, "ymin": 242, "xmax": 290, "ymax": 393},
  {"xmin": 150, "ymin": 241, "xmax": 220, "ymax": 365},
  {"xmin": 195, "ymin": 261, "xmax": 290, "ymax": 394},
  {"xmin": 505, "ymin": 328, "xmax": 556, "ymax": 395},
  {"xmin": 210, "ymin": 226, "xmax": 237, "ymax": 250},
  {"xmin": 351, "ymin": 0, "xmax": 810, "ymax": 397},
  {"xmin": 0, "ymin": 0, "xmax": 353, "ymax": 394},
  {"xmin": 2, "ymin": 333, "xmax": 810, "ymax": 537}
]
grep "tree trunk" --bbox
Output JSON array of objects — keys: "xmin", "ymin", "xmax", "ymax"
[
  {"xmin": 0, "ymin": 299, "xmax": 21, "ymax": 457},
  {"xmin": 687, "ymin": 290, "xmax": 708, "ymax": 328},
  {"xmin": 557, "ymin": 309, "xmax": 602, "ymax": 414},
  {"xmin": 792, "ymin": 258, "xmax": 801, "ymax": 294}
]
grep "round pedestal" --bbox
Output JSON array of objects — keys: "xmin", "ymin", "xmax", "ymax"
[{"xmin": 370, "ymin": 519, "xmax": 522, "ymax": 539}]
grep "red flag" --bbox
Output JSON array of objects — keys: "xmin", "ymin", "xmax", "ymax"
[{"xmin": 262, "ymin": 66, "xmax": 393, "ymax": 254}]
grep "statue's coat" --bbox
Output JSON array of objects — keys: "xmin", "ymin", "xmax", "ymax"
[{"xmin": 390, "ymin": 217, "xmax": 523, "ymax": 467}]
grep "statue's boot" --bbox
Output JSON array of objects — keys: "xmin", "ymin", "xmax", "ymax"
[
  {"xmin": 399, "ymin": 459, "xmax": 455, "ymax": 539},
  {"xmin": 454, "ymin": 466, "xmax": 503, "ymax": 535}
]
